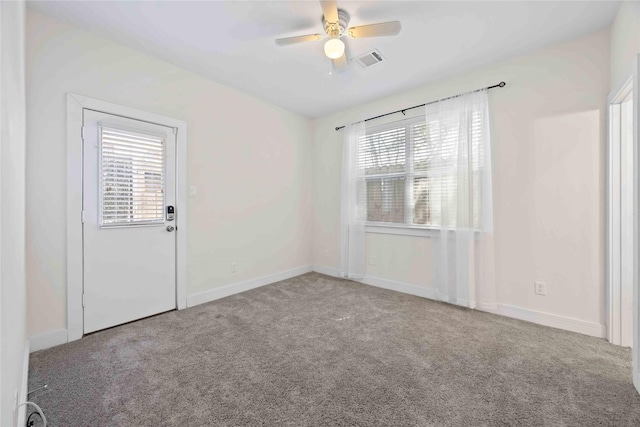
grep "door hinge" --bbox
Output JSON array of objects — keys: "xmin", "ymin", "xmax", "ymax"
[
  {"xmin": 82, "ymin": 294, "xmax": 85, "ymax": 307},
  {"xmin": 81, "ymin": 126, "xmax": 86, "ymax": 140},
  {"xmin": 81, "ymin": 210, "xmax": 85, "ymax": 223}
]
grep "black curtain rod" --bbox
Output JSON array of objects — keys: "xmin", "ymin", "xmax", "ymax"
[{"xmin": 334, "ymin": 81, "xmax": 506, "ymax": 131}]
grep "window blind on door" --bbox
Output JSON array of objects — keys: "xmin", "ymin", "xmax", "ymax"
[{"xmin": 99, "ymin": 126, "xmax": 165, "ymax": 227}]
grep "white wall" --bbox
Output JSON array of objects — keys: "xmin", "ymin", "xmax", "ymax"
[
  {"xmin": 0, "ymin": 0, "xmax": 28, "ymax": 424},
  {"xmin": 26, "ymin": 10, "xmax": 313, "ymax": 336},
  {"xmin": 610, "ymin": 0, "xmax": 640, "ymax": 88},
  {"xmin": 25, "ymin": 6, "xmax": 621, "ymax": 343},
  {"xmin": 312, "ymin": 29, "xmax": 610, "ymax": 335}
]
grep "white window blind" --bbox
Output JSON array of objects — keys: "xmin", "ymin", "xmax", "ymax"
[
  {"xmin": 360, "ymin": 126, "xmax": 406, "ymax": 224},
  {"xmin": 99, "ymin": 126, "xmax": 165, "ymax": 227},
  {"xmin": 360, "ymin": 112, "xmax": 484, "ymax": 228}
]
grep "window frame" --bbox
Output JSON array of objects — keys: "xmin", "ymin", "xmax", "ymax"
[
  {"xmin": 362, "ymin": 106, "xmax": 487, "ymax": 235},
  {"xmin": 363, "ymin": 115, "xmax": 442, "ymax": 234},
  {"xmin": 98, "ymin": 124, "xmax": 167, "ymax": 228}
]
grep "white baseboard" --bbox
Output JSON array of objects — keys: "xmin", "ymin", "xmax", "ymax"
[
  {"xmin": 490, "ymin": 304, "xmax": 606, "ymax": 338},
  {"xmin": 187, "ymin": 265, "xmax": 313, "ymax": 308},
  {"xmin": 30, "ymin": 266, "xmax": 315, "ymax": 352},
  {"xmin": 30, "ymin": 329, "xmax": 69, "ymax": 353},
  {"xmin": 29, "ymin": 265, "xmax": 606, "ymax": 363},
  {"xmin": 312, "ymin": 265, "xmax": 606, "ymax": 339},
  {"xmin": 476, "ymin": 301, "xmax": 499, "ymax": 312},
  {"xmin": 312, "ymin": 265, "xmax": 340, "ymax": 277},
  {"xmin": 361, "ymin": 275, "xmax": 605, "ymax": 338},
  {"xmin": 313, "ymin": 266, "xmax": 439, "ymax": 301},
  {"xmin": 362, "ymin": 275, "xmax": 438, "ymax": 300}
]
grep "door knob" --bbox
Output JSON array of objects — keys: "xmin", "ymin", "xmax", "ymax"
[{"xmin": 166, "ymin": 225, "xmax": 175, "ymax": 232}]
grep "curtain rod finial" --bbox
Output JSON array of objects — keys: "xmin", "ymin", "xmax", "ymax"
[{"xmin": 499, "ymin": 81, "xmax": 506, "ymax": 87}]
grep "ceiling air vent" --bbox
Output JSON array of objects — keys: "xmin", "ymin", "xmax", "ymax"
[{"xmin": 353, "ymin": 50, "xmax": 385, "ymax": 69}]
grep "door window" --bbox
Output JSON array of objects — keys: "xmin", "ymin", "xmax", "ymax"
[{"xmin": 99, "ymin": 126, "xmax": 165, "ymax": 227}]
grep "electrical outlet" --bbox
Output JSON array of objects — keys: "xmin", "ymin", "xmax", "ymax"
[
  {"xmin": 534, "ymin": 281, "xmax": 547, "ymax": 296},
  {"xmin": 189, "ymin": 186, "xmax": 197, "ymax": 198},
  {"xmin": 231, "ymin": 262, "xmax": 237, "ymax": 273},
  {"xmin": 368, "ymin": 256, "xmax": 377, "ymax": 266}
]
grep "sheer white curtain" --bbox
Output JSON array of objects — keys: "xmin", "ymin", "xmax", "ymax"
[
  {"xmin": 340, "ymin": 121, "xmax": 367, "ymax": 279},
  {"xmin": 426, "ymin": 90, "xmax": 496, "ymax": 309}
]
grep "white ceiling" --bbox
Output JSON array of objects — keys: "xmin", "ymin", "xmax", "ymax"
[{"xmin": 28, "ymin": 1, "xmax": 621, "ymax": 118}]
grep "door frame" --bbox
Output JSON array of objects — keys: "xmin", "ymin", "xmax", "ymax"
[
  {"xmin": 633, "ymin": 54, "xmax": 640, "ymax": 395},
  {"xmin": 607, "ymin": 71, "xmax": 634, "ymax": 346},
  {"xmin": 66, "ymin": 93, "xmax": 188, "ymax": 342}
]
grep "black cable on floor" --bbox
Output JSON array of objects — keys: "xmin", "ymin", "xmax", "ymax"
[{"xmin": 27, "ymin": 411, "xmax": 43, "ymax": 427}]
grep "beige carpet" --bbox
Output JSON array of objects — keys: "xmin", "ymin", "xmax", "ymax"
[{"xmin": 28, "ymin": 273, "xmax": 640, "ymax": 426}]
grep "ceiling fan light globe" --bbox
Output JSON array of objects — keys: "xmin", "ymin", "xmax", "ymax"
[{"xmin": 324, "ymin": 38, "xmax": 345, "ymax": 59}]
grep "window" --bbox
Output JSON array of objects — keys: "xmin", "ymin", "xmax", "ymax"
[
  {"xmin": 360, "ymin": 112, "xmax": 485, "ymax": 229},
  {"xmin": 99, "ymin": 126, "xmax": 165, "ymax": 227}
]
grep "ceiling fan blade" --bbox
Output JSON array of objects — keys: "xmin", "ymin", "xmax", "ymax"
[
  {"xmin": 347, "ymin": 21, "xmax": 401, "ymax": 38},
  {"xmin": 275, "ymin": 34, "xmax": 324, "ymax": 46},
  {"xmin": 332, "ymin": 53, "xmax": 348, "ymax": 73},
  {"xmin": 320, "ymin": 0, "xmax": 339, "ymax": 23}
]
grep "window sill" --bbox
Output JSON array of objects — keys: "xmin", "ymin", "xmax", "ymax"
[
  {"xmin": 365, "ymin": 224, "xmax": 437, "ymax": 237},
  {"xmin": 365, "ymin": 224, "xmax": 486, "ymax": 237}
]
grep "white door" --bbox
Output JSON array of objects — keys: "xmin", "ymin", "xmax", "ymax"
[{"xmin": 82, "ymin": 110, "xmax": 177, "ymax": 333}]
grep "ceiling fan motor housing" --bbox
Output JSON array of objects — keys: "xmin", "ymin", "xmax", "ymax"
[{"xmin": 323, "ymin": 9, "xmax": 350, "ymax": 38}]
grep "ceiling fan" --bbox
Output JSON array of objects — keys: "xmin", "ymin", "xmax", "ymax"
[{"xmin": 275, "ymin": 0, "xmax": 401, "ymax": 72}]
